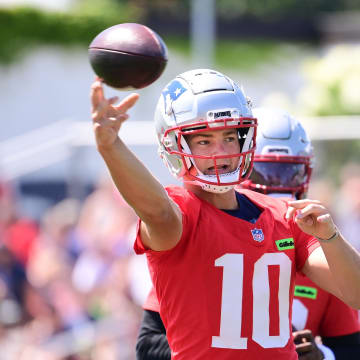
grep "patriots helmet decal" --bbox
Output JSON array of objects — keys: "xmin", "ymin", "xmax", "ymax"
[{"xmin": 161, "ymin": 79, "xmax": 187, "ymax": 113}]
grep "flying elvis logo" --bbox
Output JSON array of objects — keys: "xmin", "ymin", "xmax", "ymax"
[
  {"xmin": 276, "ymin": 238, "xmax": 295, "ymax": 250},
  {"xmin": 162, "ymin": 80, "xmax": 187, "ymax": 113},
  {"xmin": 251, "ymin": 228, "xmax": 264, "ymax": 242}
]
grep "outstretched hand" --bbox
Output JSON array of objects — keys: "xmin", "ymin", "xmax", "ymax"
[
  {"xmin": 90, "ymin": 77, "xmax": 139, "ymax": 149},
  {"xmin": 286, "ymin": 199, "xmax": 337, "ymax": 240}
]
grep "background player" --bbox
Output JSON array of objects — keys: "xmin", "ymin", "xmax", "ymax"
[
  {"xmin": 245, "ymin": 107, "xmax": 360, "ymax": 359},
  {"xmin": 91, "ymin": 68, "xmax": 360, "ymax": 359}
]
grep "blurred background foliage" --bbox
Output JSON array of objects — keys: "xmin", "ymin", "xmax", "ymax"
[
  {"xmin": 0, "ymin": 0, "xmax": 359, "ymax": 118},
  {"xmin": 0, "ymin": 2, "xmax": 311, "ymax": 76},
  {"xmin": 0, "ymin": 4, "xmax": 139, "ymax": 65},
  {"xmin": 2, "ymin": 0, "xmax": 360, "ymax": 65},
  {"xmin": 216, "ymin": 0, "xmax": 360, "ymax": 17},
  {"xmin": 111, "ymin": 0, "xmax": 360, "ymax": 18},
  {"xmin": 298, "ymin": 45, "xmax": 360, "ymax": 116}
]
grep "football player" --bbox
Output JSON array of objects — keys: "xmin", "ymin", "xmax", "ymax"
[
  {"xmin": 91, "ymin": 69, "xmax": 360, "ymax": 359},
  {"xmin": 245, "ymin": 107, "xmax": 360, "ymax": 359},
  {"xmin": 136, "ymin": 107, "xmax": 360, "ymax": 360}
]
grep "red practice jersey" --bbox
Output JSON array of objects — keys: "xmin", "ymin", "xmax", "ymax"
[
  {"xmin": 292, "ymin": 273, "xmax": 360, "ymax": 337},
  {"xmin": 134, "ymin": 186, "xmax": 319, "ymax": 360}
]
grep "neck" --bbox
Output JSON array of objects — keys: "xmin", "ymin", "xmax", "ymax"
[{"xmin": 185, "ymin": 183, "xmax": 238, "ymax": 210}]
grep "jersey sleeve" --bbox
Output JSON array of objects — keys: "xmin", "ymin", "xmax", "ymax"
[
  {"xmin": 319, "ymin": 294, "xmax": 360, "ymax": 337},
  {"xmin": 133, "ymin": 218, "xmax": 147, "ymax": 254},
  {"xmin": 133, "ymin": 185, "xmax": 201, "ymax": 257}
]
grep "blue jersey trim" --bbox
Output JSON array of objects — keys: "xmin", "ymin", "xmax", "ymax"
[{"xmin": 222, "ymin": 192, "xmax": 262, "ymax": 223}]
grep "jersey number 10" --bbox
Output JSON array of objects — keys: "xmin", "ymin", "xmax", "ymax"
[{"xmin": 212, "ymin": 253, "xmax": 292, "ymax": 349}]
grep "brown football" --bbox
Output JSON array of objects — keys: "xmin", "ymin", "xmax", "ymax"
[{"xmin": 88, "ymin": 23, "xmax": 168, "ymax": 89}]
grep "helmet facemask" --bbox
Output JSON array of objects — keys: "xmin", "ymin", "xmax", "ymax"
[
  {"xmin": 161, "ymin": 116, "xmax": 257, "ymax": 193},
  {"xmin": 243, "ymin": 154, "xmax": 312, "ymax": 199}
]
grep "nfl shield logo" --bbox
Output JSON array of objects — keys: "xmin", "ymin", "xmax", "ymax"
[{"xmin": 251, "ymin": 228, "xmax": 264, "ymax": 242}]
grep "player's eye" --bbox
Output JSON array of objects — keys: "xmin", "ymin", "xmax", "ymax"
[
  {"xmin": 225, "ymin": 136, "xmax": 236, "ymax": 142},
  {"xmin": 198, "ymin": 140, "xmax": 210, "ymax": 145}
]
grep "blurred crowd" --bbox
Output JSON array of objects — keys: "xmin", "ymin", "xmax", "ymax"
[
  {"xmin": 0, "ymin": 161, "xmax": 359, "ymax": 360},
  {"xmin": 0, "ymin": 174, "xmax": 150, "ymax": 360}
]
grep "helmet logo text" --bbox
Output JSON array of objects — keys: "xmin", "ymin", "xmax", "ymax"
[{"xmin": 214, "ymin": 111, "xmax": 231, "ymax": 119}]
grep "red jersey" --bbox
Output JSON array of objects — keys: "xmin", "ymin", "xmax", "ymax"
[
  {"xmin": 293, "ymin": 273, "xmax": 360, "ymax": 337},
  {"xmin": 145, "ymin": 273, "xmax": 360, "ymax": 340},
  {"xmin": 134, "ymin": 186, "xmax": 319, "ymax": 360}
]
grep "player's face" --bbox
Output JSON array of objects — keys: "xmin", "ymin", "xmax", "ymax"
[{"xmin": 186, "ymin": 129, "xmax": 240, "ymax": 175}]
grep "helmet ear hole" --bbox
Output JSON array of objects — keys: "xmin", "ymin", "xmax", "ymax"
[{"xmin": 237, "ymin": 128, "xmax": 248, "ymax": 150}]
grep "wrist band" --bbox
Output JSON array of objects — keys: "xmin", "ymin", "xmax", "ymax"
[{"xmin": 315, "ymin": 228, "xmax": 339, "ymax": 242}]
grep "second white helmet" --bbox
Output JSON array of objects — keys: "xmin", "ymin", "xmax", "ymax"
[{"xmin": 242, "ymin": 107, "xmax": 314, "ymax": 199}]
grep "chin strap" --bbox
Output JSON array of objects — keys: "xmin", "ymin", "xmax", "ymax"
[{"xmin": 199, "ymin": 183, "xmax": 235, "ymax": 194}]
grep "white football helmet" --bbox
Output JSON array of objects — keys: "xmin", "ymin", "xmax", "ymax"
[
  {"xmin": 242, "ymin": 107, "xmax": 313, "ymax": 199},
  {"xmin": 154, "ymin": 69, "xmax": 257, "ymax": 193}
]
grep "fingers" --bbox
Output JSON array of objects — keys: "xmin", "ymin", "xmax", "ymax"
[
  {"xmin": 294, "ymin": 206, "xmax": 334, "ymax": 230},
  {"xmin": 293, "ymin": 329, "xmax": 313, "ymax": 344},
  {"xmin": 317, "ymin": 213, "xmax": 332, "ymax": 224},
  {"xmin": 90, "ymin": 78, "xmax": 105, "ymax": 110},
  {"xmin": 92, "ymin": 98, "xmax": 112, "ymax": 122},
  {"xmin": 286, "ymin": 199, "xmax": 337, "ymax": 238},
  {"xmin": 294, "ymin": 204, "xmax": 325, "ymax": 227},
  {"xmin": 94, "ymin": 113, "xmax": 129, "ymax": 130},
  {"xmin": 286, "ymin": 200, "xmax": 323, "ymax": 221},
  {"xmin": 114, "ymin": 93, "xmax": 140, "ymax": 113},
  {"xmin": 109, "ymin": 96, "xmax": 119, "ymax": 104},
  {"xmin": 290, "ymin": 202, "xmax": 334, "ymax": 226},
  {"xmin": 285, "ymin": 206, "xmax": 297, "ymax": 220},
  {"xmin": 295, "ymin": 204, "xmax": 326, "ymax": 218},
  {"xmin": 91, "ymin": 76, "xmax": 139, "ymax": 124},
  {"xmin": 90, "ymin": 79, "xmax": 118, "ymax": 113},
  {"xmin": 116, "ymin": 113, "xmax": 129, "ymax": 125},
  {"xmin": 90, "ymin": 79, "xmax": 138, "ymax": 149},
  {"xmin": 293, "ymin": 329, "xmax": 321, "ymax": 359},
  {"xmin": 288, "ymin": 199, "xmax": 321, "ymax": 208},
  {"xmin": 295, "ymin": 341, "xmax": 314, "ymax": 354}
]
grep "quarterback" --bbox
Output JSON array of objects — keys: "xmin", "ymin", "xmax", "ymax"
[
  {"xmin": 136, "ymin": 107, "xmax": 360, "ymax": 360},
  {"xmin": 91, "ymin": 69, "xmax": 360, "ymax": 359}
]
